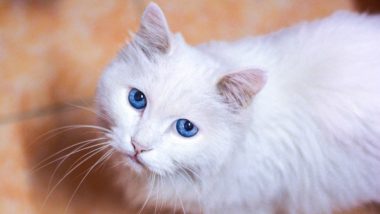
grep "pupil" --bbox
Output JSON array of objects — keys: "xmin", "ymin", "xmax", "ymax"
[
  {"xmin": 134, "ymin": 91, "xmax": 144, "ymax": 101},
  {"xmin": 184, "ymin": 120, "xmax": 193, "ymax": 131}
]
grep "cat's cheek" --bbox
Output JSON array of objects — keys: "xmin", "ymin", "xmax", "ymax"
[
  {"xmin": 140, "ymin": 151, "xmax": 175, "ymax": 175},
  {"xmin": 110, "ymin": 127, "xmax": 135, "ymax": 155}
]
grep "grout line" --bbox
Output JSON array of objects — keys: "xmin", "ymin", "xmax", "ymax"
[{"xmin": 0, "ymin": 98, "xmax": 94, "ymax": 125}]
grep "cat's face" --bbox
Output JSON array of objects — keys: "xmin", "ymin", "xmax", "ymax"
[
  {"xmin": 97, "ymin": 39, "xmax": 236, "ymax": 176},
  {"xmin": 96, "ymin": 3, "xmax": 266, "ymax": 177}
]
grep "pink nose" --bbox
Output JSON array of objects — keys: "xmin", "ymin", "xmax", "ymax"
[{"xmin": 131, "ymin": 140, "xmax": 151, "ymax": 155}]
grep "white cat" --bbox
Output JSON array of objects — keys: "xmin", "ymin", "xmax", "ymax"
[{"xmin": 96, "ymin": 3, "xmax": 380, "ymax": 214}]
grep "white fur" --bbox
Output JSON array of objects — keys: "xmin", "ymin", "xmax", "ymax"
[{"xmin": 96, "ymin": 3, "xmax": 380, "ymax": 214}]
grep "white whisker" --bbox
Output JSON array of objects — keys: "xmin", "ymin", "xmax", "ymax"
[
  {"xmin": 176, "ymin": 168, "xmax": 202, "ymax": 214},
  {"xmin": 97, "ymin": 148, "xmax": 115, "ymax": 172},
  {"xmin": 64, "ymin": 148, "xmax": 114, "ymax": 214},
  {"xmin": 159, "ymin": 175, "xmax": 166, "ymax": 213},
  {"xmin": 66, "ymin": 103, "xmax": 112, "ymax": 125},
  {"xmin": 154, "ymin": 174, "xmax": 160, "ymax": 214},
  {"xmin": 168, "ymin": 174, "xmax": 186, "ymax": 214},
  {"xmin": 32, "ymin": 137, "xmax": 108, "ymax": 172},
  {"xmin": 138, "ymin": 174, "xmax": 155, "ymax": 214},
  {"xmin": 32, "ymin": 124, "xmax": 110, "ymax": 147},
  {"xmin": 48, "ymin": 141, "xmax": 109, "ymax": 188},
  {"xmin": 41, "ymin": 144, "xmax": 110, "ymax": 210}
]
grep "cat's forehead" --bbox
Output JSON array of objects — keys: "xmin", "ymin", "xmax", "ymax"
[
  {"xmin": 153, "ymin": 57, "xmax": 213, "ymax": 88},
  {"xmin": 142, "ymin": 57, "xmax": 217, "ymax": 115}
]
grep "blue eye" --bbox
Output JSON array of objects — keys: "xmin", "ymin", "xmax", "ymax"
[
  {"xmin": 176, "ymin": 119, "xmax": 198, "ymax": 138},
  {"xmin": 128, "ymin": 88, "xmax": 147, "ymax": 109}
]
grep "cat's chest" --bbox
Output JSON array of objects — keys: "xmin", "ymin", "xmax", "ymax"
[{"xmin": 152, "ymin": 171, "xmax": 257, "ymax": 208}]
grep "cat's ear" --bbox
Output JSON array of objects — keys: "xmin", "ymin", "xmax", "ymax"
[
  {"xmin": 134, "ymin": 3, "xmax": 172, "ymax": 56},
  {"xmin": 217, "ymin": 69, "xmax": 266, "ymax": 109}
]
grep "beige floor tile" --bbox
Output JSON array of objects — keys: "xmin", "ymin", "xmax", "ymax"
[
  {"xmin": 0, "ymin": 0, "xmax": 139, "ymax": 120},
  {"xmin": 0, "ymin": 107, "xmax": 135, "ymax": 214},
  {"xmin": 146, "ymin": 0, "xmax": 353, "ymax": 44},
  {"xmin": 0, "ymin": 122, "xmax": 33, "ymax": 213},
  {"xmin": 1, "ymin": 1, "xmax": 380, "ymax": 213}
]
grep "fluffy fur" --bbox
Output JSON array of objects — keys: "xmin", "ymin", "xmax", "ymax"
[{"xmin": 96, "ymin": 3, "xmax": 380, "ymax": 214}]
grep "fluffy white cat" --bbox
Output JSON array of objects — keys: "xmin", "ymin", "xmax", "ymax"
[{"xmin": 96, "ymin": 3, "xmax": 380, "ymax": 214}]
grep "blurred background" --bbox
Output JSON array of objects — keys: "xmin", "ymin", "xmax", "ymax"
[{"xmin": 1, "ymin": 0, "xmax": 380, "ymax": 213}]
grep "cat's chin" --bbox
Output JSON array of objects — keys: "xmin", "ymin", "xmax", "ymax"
[
  {"xmin": 113, "ymin": 150, "xmax": 148, "ymax": 175},
  {"xmin": 125, "ymin": 155, "xmax": 148, "ymax": 174},
  {"xmin": 125, "ymin": 156, "xmax": 168, "ymax": 177}
]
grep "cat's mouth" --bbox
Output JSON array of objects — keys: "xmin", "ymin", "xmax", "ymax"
[
  {"xmin": 110, "ymin": 139, "xmax": 148, "ymax": 170},
  {"xmin": 126, "ymin": 153, "xmax": 148, "ymax": 172},
  {"xmin": 127, "ymin": 154, "xmax": 143, "ymax": 165}
]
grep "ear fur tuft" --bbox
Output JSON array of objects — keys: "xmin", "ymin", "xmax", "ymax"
[
  {"xmin": 217, "ymin": 69, "xmax": 267, "ymax": 109},
  {"xmin": 134, "ymin": 3, "xmax": 172, "ymax": 57}
]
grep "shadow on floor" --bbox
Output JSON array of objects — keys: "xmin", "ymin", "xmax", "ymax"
[
  {"xmin": 353, "ymin": 0, "xmax": 380, "ymax": 13},
  {"xmin": 18, "ymin": 105, "xmax": 132, "ymax": 213}
]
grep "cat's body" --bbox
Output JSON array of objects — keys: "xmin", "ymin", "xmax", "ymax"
[
  {"xmin": 96, "ymin": 3, "xmax": 380, "ymax": 214},
  {"xmin": 194, "ymin": 12, "xmax": 380, "ymax": 214}
]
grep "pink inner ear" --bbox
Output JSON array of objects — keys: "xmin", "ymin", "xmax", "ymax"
[
  {"xmin": 217, "ymin": 69, "xmax": 266, "ymax": 108},
  {"xmin": 131, "ymin": 2, "xmax": 172, "ymax": 58}
]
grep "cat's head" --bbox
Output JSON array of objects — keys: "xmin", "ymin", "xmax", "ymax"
[{"xmin": 96, "ymin": 3, "xmax": 266, "ymax": 177}]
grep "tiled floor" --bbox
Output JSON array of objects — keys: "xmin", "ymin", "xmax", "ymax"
[{"xmin": 1, "ymin": 0, "xmax": 380, "ymax": 213}]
